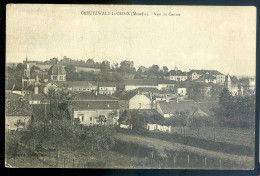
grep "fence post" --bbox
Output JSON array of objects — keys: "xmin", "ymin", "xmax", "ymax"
[
  {"xmin": 49, "ymin": 151, "xmax": 51, "ymax": 162},
  {"xmin": 64, "ymin": 158, "xmax": 66, "ymax": 168},
  {"xmin": 187, "ymin": 155, "xmax": 189, "ymax": 167},
  {"xmin": 204, "ymin": 157, "xmax": 207, "ymax": 167},
  {"xmin": 219, "ymin": 159, "xmax": 222, "ymax": 169}
]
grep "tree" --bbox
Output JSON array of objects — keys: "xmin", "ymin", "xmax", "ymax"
[
  {"xmin": 162, "ymin": 66, "xmax": 169, "ymax": 73},
  {"xmin": 108, "ymin": 110, "xmax": 119, "ymax": 125},
  {"xmin": 98, "ymin": 115, "xmax": 107, "ymax": 125},
  {"xmin": 171, "ymin": 111, "xmax": 189, "ymax": 136},
  {"xmin": 186, "ymin": 82, "xmax": 206, "ymax": 102},
  {"xmin": 86, "ymin": 59, "xmax": 95, "ymax": 66},
  {"xmin": 137, "ymin": 66, "xmax": 147, "ymax": 74},
  {"xmin": 219, "ymin": 88, "xmax": 232, "ymax": 107},
  {"xmin": 44, "ymin": 90, "xmax": 72, "ymax": 148},
  {"xmin": 16, "ymin": 63, "xmax": 25, "ymax": 72},
  {"xmin": 77, "ymin": 126, "xmax": 116, "ymax": 159},
  {"xmin": 119, "ymin": 60, "xmax": 135, "ymax": 75},
  {"xmin": 100, "ymin": 60, "xmax": 111, "ymax": 72},
  {"xmin": 65, "ymin": 65, "xmax": 76, "ymax": 75},
  {"xmin": 189, "ymin": 116, "xmax": 204, "ymax": 136},
  {"xmin": 148, "ymin": 65, "xmax": 160, "ymax": 76},
  {"xmin": 118, "ymin": 110, "xmax": 131, "ymax": 125}
]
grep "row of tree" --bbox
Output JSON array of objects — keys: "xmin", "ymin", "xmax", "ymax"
[{"xmin": 211, "ymin": 88, "xmax": 255, "ymax": 128}]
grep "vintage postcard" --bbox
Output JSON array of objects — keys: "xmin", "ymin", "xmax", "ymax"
[{"xmin": 5, "ymin": 4, "xmax": 256, "ymax": 169}]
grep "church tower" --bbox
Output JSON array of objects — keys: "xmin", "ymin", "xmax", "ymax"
[
  {"xmin": 24, "ymin": 56, "xmax": 30, "ymax": 78},
  {"xmin": 22, "ymin": 56, "xmax": 31, "ymax": 88},
  {"xmin": 224, "ymin": 74, "xmax": 232, "ymax": 92}
]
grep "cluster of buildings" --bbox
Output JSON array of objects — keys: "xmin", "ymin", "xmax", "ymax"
[
  {"xmin": 164, "ymin": 67, "xmax": 226, "ymax": 84},
  {"xmin": 5, "ymin": 59, "xmax": 256, "ymax": 134},
  {"xmin": 21, "ymin": 58, "xmax": 116, "ymax": 96}
]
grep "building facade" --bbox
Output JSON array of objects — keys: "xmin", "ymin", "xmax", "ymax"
[
  {"xmin": 48, "ymin": 62, "xmax": 66, "ymax": 82},
  {"xmin": 99, "ymin": 82, "xmax": 116, "ymax": 95},
  {"xmin": 70, "ymin": 101, "xmax": 119, "ymax": 126},
  {"xmin": 164, "ymin": 67, "xmax": 188, "ymax": 81}
]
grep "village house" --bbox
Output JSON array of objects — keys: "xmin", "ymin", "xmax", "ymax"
[
  {"xmin": 48, "ymin": 61, "xmax": 66, "ymax": 82},
  {"xmin": 5, "ymin": 98, "xmax": 32, "ymax": 135},
  {"xmin": 156, "ymin": 100, "xmax": 198, "ymax": 118},
  {"xmin": 121, "ymin": 91, "xmax": 153, "ymax": 110},
  {"xmin": 41, "ymin": 81, "xmax": 63, "ymax": 94},
  {"xmin": 99, "ymin": 82, "xmax": 116, "ymax": 95},
  {"xmin": 248, "ymin": 77, "xmax": 255, "ymax": 91},
  {"xmin": 67, "ymin": 92, "xmax": 119, "ymax": 126},
  {"xmin": 188, "ymin": 69, "xmax": 225, "ymax": 84},
  {"xmin": 69, "ymin": 101, "xmax": 119, "ymax": 126},
  {"xmin": 164, "ymin": 67, "xmax": 188, "ymax": 81},
  {"xmin": 21, "ymin": 85, "xmax": 34, "ymax": 96},
  {"xmin": 195, "ymin": 74, "xmax": 217, "ymax": 84},
  {"xmin": 157, "ymin": 80, "xmax": 176, "ymax": 91}
]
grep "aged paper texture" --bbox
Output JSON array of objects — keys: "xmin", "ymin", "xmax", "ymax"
[{"xmin": 5, "ymin": 4, "xmax": 256, "ymax": 169}]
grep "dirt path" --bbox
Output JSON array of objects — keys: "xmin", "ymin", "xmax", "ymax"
[{"xmin": 115, "ymin": 133, "xmax": 254, "ymax": 169}]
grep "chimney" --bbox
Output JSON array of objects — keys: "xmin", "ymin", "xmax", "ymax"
[
  {"xmin": 95, "ymin": 91, "xmax": 98, "ymax": 96},
  {"xmin": 176, "ymin": 97, "xmax": 179, "ymax": 103},
  {"xmin": 107, "ymin": 104, "xmax": 110, "ymax": 108},
  {"xmin": 166, "ymin": 98, "xmax": 169, "ymax": 103}
]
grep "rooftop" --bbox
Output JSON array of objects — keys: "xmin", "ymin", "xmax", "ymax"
[
  {"xmin": 70, "ymin": 92, "xmax": 117, "ymax": 101},
  {"xmin": 188, "ymin": 69, "xmax": 224, "ymax": 76},
  {"xmin": 64, "ymin": 81, "xmax": 97, "ymax": 87},
  {"xmin": 5, "ymin": 92, "xmax": 23, "ymax": 100},
  {"xmin": 5, "ymin": 100, "xmax": 32, "ymax": 116},
  {"xmin": 124, "ymin": 79, "xmax": 176, "ymax": 86},
  {"xmin": 121, "ymin": 91, "xmax": 151, "ymax": 100},
  {"xmin": 99, "ymin": 82, "xmax": 116, "ymax": 87},
  {"xmin": 71, "ymin": 101, "xmax": 119, "ymax": 110},
  {"xmin": 157, "ymin": 100, "xmax": 198, "ymax": 114},
  {"xmin": 48, "ymin": 64, "xmax": 66, "ymax": 75}
]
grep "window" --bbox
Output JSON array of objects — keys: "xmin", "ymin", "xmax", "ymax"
[
  {"xmin": 53, "ymin": 76, "xmax": 57, "ymax": 80},
  {"xmin": 78, "ymin": 114, "xmax": 84, "ymax": 121},
  {"xmin": 59, "ymin": 76, "xmax": 63, "ymax": 80}
]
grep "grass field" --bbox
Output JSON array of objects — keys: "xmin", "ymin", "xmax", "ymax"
[
  {"xmin": 171, "ymin": 126, "xmax": 254, "ymax": 147},
  {"xmin": 114, "ymin": 132, "xmax": 254, "ymax": 169}
]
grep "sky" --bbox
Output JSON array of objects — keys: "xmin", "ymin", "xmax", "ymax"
[{"xmin": 6, "ymin": 4, "xmax": 256, "ymax": 76}]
